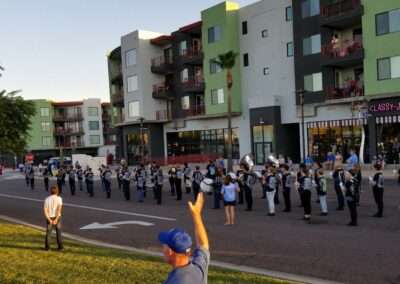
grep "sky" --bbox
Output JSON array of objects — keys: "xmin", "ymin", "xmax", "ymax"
[{"xmin": 1, "ymin": 0, "xmax": 255, "ymax": 102}]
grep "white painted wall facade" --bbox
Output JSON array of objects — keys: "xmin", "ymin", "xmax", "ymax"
[{"xmin": 82, "ymin": 98, "xmax": 103, "ymax": 148}]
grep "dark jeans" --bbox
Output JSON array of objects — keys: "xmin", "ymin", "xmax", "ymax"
[
  {"xmin": 44, "ymin": 178, "xmax": 49, "ymax": 191},
  {"xmin": 169, "ymin": 179, "xmax": 175, "ymax": 196},
  {"xmin": 274, "ymin": 186, "xmax": 280, "ymax": 204},
  {"xmin": 123, "ymin": 180, "xmax": 130, "ymax": 200},
  {"xmin": 30, "ymin": 178, "xmax": 34, "ymax": 190},
  {"xmin": 244, "ymin": 187, "xmax": 253, "ymax": 210},
  {"xmin": 373, "ymin": 188, "xmax": 384, "ymax": 216},
  {"xmin": 175, "ymin": 179, "xmax": 182, "ymax": 200},
  {"xmin": 105, "ymin": 180, "xmax": 111, "ymax": 198},
  {"xmin": 25, "ymin": 176, "xmax": 29, "ymax": 186},
  {"xmin": 69, "ymin": 179, "xmax": 75, "ymax": 195},
  {"xmin": 78, "ymin": 179, "xmax": 83, "ymax": 191},
  {"xmin": 213, "ymin": 187, "xmax": 221, "ymax": 209},
  {"xmin": 184, "ymin": 176, "xmax": 191, "ymax": 193},
  {"xmin": 347, "ymin": 200, "xmax": 357, "ymax": 225},
  {"xmin": 87, "ymin": 182, "xmax": 94, "ymax": 197},
  {"xmin": 334, "ymin": 185, "xmax": 345, "ymax": 209},
  {"xmin": 193, "ymin": 182, "xmax": 200, "ymax": 201},
  {"xmin": 57, "ymin": 180, "xmax": 63, "ymax": 193},
  {"xmin": 117, "ymin": 178, "xmax": 122, "ymax": 189},
  {"xmin": 283, "ymin": 189, "xmax": 291, "ymax": 211},
  {"xmin": 300, "ymin": 190, "xmax": 311, "ymax": 215},
  {"xmin": 155, "ymin": 185, "xmax": 162, "ymax": 204},
  {"xmin": 238, "ymin": 183, "xmax": 244, "ymax": 204},
  {"xmin": 45, "ymin": 217, "xmax": 63, "ymax": 250}
]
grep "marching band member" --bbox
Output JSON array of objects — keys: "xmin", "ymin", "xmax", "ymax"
[
  {"xmin": 333, "ymin": 163, "xmax": 345, "ymax": 210},
  {"xmin": 316, "ymin": 169, "xmax": 328, "ymax": 216},
  {"xmin": 280, "ymin": 164, "xmax": 292, "ymax": 212},
  {"xmin": 168, "ymin": 166, "xmax": 176, "ymax": 196},
  {"xmin": 175, "ymin": 166, "xmax": 183, "ymax": 201},
  {"xmin": 183, "ymin": 162, "xmax": 192, "ymax": 194},
  {"xmin": 241, "ymin": 164, "xmax": 254, "ymax": 211},
  {"xmin": 344, "ymin": 169, "xmax": 358, "ymax": 226},
  {"xmin": 296, "ymin": 167, "xmax": 312, "ymax": 221},
  {"xmin": 192, "ymin": 165, "xmax": 203, "ymax": 201},
  {"xmin": 212, "ymin": 167, "xmax": 223, "ymax": 209},
  {"xmin": 370, "ymin": 165, "xmax": 384, "ymax": 217},
  {"xmin": 263, "ymin": 164, "xmax": 276, "ymax": 216},
  {"xmin": 154, "ymin": 167, "xmax": 164, "ymax": 205}
]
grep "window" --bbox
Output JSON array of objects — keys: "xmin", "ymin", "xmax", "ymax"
[
  {"xmin": 42, "ymin": 136, "xmax": 51, "ymax": 146},
  {"xmin": 125, "ymin": 49, "xmax": 137, "ymax": 67},
  {"xmin": 211, "ymin": 89, "xmax": 224, "ymax": 105},
  {"xmin": 286, "ymin": 6, "xmax": 293, "ymax": 21},
  {"xmin": 376, "ymin": 9, "xmax": 400, "ymax": 36},
  {"xmin": 378, "ymin": 55, "xmax": 400, "ymax": 80},
  {"xmin": 263, "ymin": 67, "xmax": 270, "ymax": 75},
  {"xmin": 127, "ymin": 75, "xmax": 138, "ymax": 92},
  {"xmin": 88, "ymin": 107, "xmax": 98, "ymax": 116},
  {"xmin": 40, "ymin": 107, "xmax": 49, "ymax": 117},
  {"xmin": 301, "ymin": 0, "xmax": 319, "ymax": 18},
  {"xmin": 89, "ymin": 121, "xmax": 99, "ymax": 130},
  {"xmin": 242, "ymin": 21, "xmax": 248, "ymax": 35},
  {"xmin": 128, "ymin": 101, "xmax": 139, "ymax": 117},
  {"xmin": 262, "ymin": 30, "xmax": 268, "ymax": 38},
  {"xmin": 179, "ymin": 40, "xmax": 187, "ymax": 56},
  {"xmin": 181, "ymin": 96, "xmax": 190, "ymax": 110},
  {"xmin": 209, "ymin": 59, "xmax": 222, "ymax": 74},
  {"xmin": 41, "ymin": 122, "xmax": 50, "ymax": 132},
  {"xmin": 181, "ymin": 68, "xmax": 189, "ymax": 82},
  {"xmin": 90, "ymin": 135, "xmax": 100, "ymax": 145},
  {"xmin": 208, "ymin": 25, "xmax": 221, "ymax": 43},
  {"xmin": 243, "ymin": 53, "xmax": 249, "ymax": 67},
  {"xmin": 287, "ymin": 42, "xmax": 293, "ymax": 57},
  {"xmin": 303, "ymin": 34, "xmax": 321, "ymax": 55},
  {"xmin": 304, "ymin": 72, "xmax": 322, "ymax": 92}
]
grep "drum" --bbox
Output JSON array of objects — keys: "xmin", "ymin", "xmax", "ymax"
[{"xmin": 200, "ymin": 178, "xmax": 213, "ymax": 193}]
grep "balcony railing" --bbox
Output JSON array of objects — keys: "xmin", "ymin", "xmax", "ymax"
[
  {"xmin": 322, "ymin": 38, "xmax": 363, "ymax": 58},
  {"xmin": 156, "ymin": 109, "xmax": 172, "ymax": 120},
  {"xmin": 54, "ymin": 128, "xmax": 84, "ymax": 136},
  {"xmin": 55, "ymin": 141, "xmax": 85, "ymax": 148},
  {"xmin": 186, "ymin": 105, "xmax": 205, "ymax": 117},
  {"xmin": 114, "ymin": 114, "xmax": 125, "ymax": 124},
  {"xmin": 153, "ymin": 82, "xmax": 173, "ymax": 93},
  {"xmin": 182, "ymin": 74, "xmax": 204, "ymax": 88},
  {"xmin": 104, "ymin": 140, "xmax": 117, "ymax": 146},
  {"xmin": 53, "ymin": 113, "xmax": 83, "ymax": 122},
  {"xmin": 151, "ymin": 55, "xmax": 173, "ymax": 68},
  {"xmin": 182, "ymin": 45, "xmax": 203, "ymax": 59},
  {"xmin": 102, "ymin": 113, "xmax": 110, "ymax": 121},
  {"xmin": 112, "ymin": 91, "xmax": 124, "ymax": 106},
  {"xmin": 325, "ymin": 83, "xmax": 364, "ymax": 100},
  {"xmin": 321, "ymin": 0, "xmax": 361, "ymax": 18},
  {"xmin": 103, "ymin": 127, "xmax": 111, "ymax": 134}
]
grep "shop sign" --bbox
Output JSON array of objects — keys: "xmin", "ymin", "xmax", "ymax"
[{"xmin": 368, "ymin": 97, "xmax": 400, "ymax": 115}]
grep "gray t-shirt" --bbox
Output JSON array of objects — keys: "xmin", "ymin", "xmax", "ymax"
[{"xmin": 164, "ymin": 246, "xmax": 210, "ymax": 284}]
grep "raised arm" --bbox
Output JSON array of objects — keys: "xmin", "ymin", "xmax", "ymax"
[{"xmin": 188, "ymin": 192, "xmax": 209, "ymax": 250}]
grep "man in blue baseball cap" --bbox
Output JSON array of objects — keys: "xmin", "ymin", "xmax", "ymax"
[{"xmin": 158, "ymin": 192, "xmax": 209, "ymax": 283}]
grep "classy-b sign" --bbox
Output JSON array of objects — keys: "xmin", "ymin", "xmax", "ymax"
[{"xmin": 368, "ymin": 97, "xmax": 400, "ymax": 114}]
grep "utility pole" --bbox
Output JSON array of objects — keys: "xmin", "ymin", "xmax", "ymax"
[
  {"xmin": 139, "ymin": 117, "xmax": 144, "ymax": 164},
  {"xmin": 296, "ymin": 89, "xmax": 306, "ymax": 164}
]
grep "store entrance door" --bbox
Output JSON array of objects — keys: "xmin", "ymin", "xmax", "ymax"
[{"xmin": 254, "ymin": 142, "xmax": 273, "ymax": 165}]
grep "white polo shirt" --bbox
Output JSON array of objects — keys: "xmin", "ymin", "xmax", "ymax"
[{"xmin": 44, "ymin": 195, "xmax": 62, "ymax": 218}]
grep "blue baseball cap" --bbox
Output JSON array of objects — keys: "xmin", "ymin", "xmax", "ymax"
[{"xmin": 158, "ymin": 228, "xmax": 192, "ymax": 254}]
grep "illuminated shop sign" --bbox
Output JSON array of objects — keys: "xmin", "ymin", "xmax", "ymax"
[{"xmin": 368, "ymin": 97, "xmax": 400, "ymax": 114}]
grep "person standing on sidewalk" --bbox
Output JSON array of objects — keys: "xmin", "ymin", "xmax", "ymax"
[
  {"xmin": 44, "ymin": 186, "xmax": 64, "ymax": 251},
  {"xmin": 158, "ymin": 192, "xmax": 209, "ymax": 283},
  {"xmin": 221, "ymin": 175, "xmax": 240, "ymax": 225},
  {"xmin": 370, "ymin": 165, "xmax": 384, "ymax": 217}
]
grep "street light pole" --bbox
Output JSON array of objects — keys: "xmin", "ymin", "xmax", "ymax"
[
  {"xmin": 296, "ymin": 89, "xmax": 306, "ymax": 164},
  {"xmin": 139, "ymin": 117, "xmax": 144, "ymax": 163}
]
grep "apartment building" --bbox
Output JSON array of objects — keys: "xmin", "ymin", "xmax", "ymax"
[{"xmin": 27, "ymin": 99, "xmax": 109, "ymax": 162}]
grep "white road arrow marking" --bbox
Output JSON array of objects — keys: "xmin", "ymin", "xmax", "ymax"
[{"xmin": 80, "ymin": 220, "xmax": 154, "ymax": 230}]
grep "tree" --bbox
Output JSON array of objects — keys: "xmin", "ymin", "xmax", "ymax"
[
  {"xmin": 214, "ymin": 51, "xmax": 238, "ymax": 172},
  {"xmin": 0, "ymin": 65, "xmax": 36, "ymax": 156}
]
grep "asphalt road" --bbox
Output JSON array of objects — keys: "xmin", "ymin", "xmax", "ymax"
[{"xmin": 0, "ymin": 171, "xmax": 399, "ymax": 284}]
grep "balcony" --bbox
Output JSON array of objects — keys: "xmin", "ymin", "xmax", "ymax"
[
  {"xmin": 186, "ymin": 105, "xmax": 205, "ymax": 117},
  {"xmin": 55, "ymin": 141, "xmax": 85, "ymax": 148},
  {"xmin": 53, "ymin": 113, "xmax": 83, "ymax": 122},
  {"xmin": 182, "ymin": 45, "xmax": 203, "ymax": 65},
  {"xmin": 182, "ymin": 74, "xmax": 205, "ymax": 93},
  {"xmin": 152, "ymin": 82, "xmax": 175, "ymax": 99},
  {"xmin": 156, "ymin": 109, "xmax": 172, "ymax": 121},
  {"xmin": 325, "ymin": 83, "xmax": 365, "ymax": 101},
  {"xmin": 103, "ymin": 127, "xmax": 111, "ymax": 134},
  {"xmin": 321, "ymin": 38, "xmax": 364, "ymax": 67},
  {"xmin": 112, "ymin": 91, "xmax": 124, "ymax": 106},
  {"xmin": 102, "ymin": 113, "xmax": 110, "ymax": 121},
  {"xmin": 151, "ymin": 55, "xmax": 174, "ymax": 74},
  {"xmin": 110, "ymin": 64, "xmax": 123, "ymax": 84},
  {"xmin": 54, "ymin": 128, "xmax": 84, "ymax": 136},
  {"xmin": 320, "ymin": 0, "xmax": 363, "ymax": 29},
  {"xmin": 104, "ymin": 139, "xmax": 117, "ymax": 146}
]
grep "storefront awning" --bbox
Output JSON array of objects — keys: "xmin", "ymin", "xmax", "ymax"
[
  {"xmin": 307, "ymin": 119, "xmax": 367, "ymax": 128},
  {"xmin": 375, "ymin": 115, "xmax": 400, "ymax": 124}
]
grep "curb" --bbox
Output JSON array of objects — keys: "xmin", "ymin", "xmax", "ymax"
[{"xmin": 0, "ymin": 214, "xmax": 342, "ymax": 284}]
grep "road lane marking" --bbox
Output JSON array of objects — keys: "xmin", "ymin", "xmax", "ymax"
[
  {"xmin": 80, "ymin": 220, "xmax": 154, "ymax": 230},
  {"xmin": 0, "ymin": 193, "xmax": 176, "ymax": 221}
]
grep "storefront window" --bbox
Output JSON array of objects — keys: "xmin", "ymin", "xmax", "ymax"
[
  {"xmin": 252, "ymin": 125, "xmax": 274, "ymax": 164},
  {"xmin": 376, "ymin": 123, "xmax": 400, "ymax": 163},
  {"xmin": 127, "ymin": 133, "xmax": 148, "ymax": 165}
]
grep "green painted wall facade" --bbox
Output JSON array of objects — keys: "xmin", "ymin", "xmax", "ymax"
[
  {"xmin": 27, "ymin": 100, "xmax": 54, "ymax": 150},
  {"xmin": 201, "ymin": 1, "xmax": 242, "ymax": 115},
  {"xmin": 363, "ymin": 0, "xmax": 400, "ymax": 97}
]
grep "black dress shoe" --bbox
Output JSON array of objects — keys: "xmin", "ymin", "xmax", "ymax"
[
  {"xmin": 283, "ymin": 209, "xmax": 291, "ymax": 212},
  {"xmin": 347, "ymin": 222, "xmax": 357, "ymax": 226},
  {"xmin": 302, "ymin": 217, "xmax": 310, "ymax": 221},
  {"xmin": 267, "ymin": 213, "xmax": 275, "ymax": 216},
  {"xmin": 373, "ymin": 213, "xmax": 382, "ymax": 217},
  {"xmin": 336, "ymin": 207, "xmax": 344, "ymax": 211},
  {"xmin": 245, "ymin": 208, "xmax": 252, "ymax": 211}
]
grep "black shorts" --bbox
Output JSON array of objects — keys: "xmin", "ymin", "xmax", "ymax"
[{"xmin": 224, "ymin": 200, "xmax": 236, "ymax": 206}]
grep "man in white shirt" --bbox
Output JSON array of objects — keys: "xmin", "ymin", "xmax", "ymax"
[{"xmin": 44, "ymin": 186, "xmax": 64, "ymax": 251}]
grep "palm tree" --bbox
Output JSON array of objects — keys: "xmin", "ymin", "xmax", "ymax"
[{"xmin": 214, "ymin": 50, "xmax": 238, "ymax": 172}]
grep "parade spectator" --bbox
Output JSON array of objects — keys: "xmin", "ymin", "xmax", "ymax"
[
  {"xmin": 334, "ymin": 151, "xmax": 343, "ymax": 169},
  {"xmin": 305, "ymin": 156, "xmax": 313, "ymax": 167},
  {"xmin": 221, "ymin": 175, "xmax": 239, "ymax": 225},
  {"xmin": 326, "ymin": 152, "xmax": 335, "ymax": 170},
  {"xmin": 217, "ymin": 158, "xmax": 226, "ymax": 175},
  {"xmin": 278, "ymin": 155, "xmax": 285, "ymax": 166},
  {"xmin": 331, "ymin": 34, "xmax": 339, "ymax": 57},
  {"xmin": 206, "ymin": 160, "xmax": 216, "ymax": 180},
  {"xmin": 346, "ymin": 149, "xmax": 358, "ymax": 169},
  {"xmin": 158, "ymin": 192, "xmax": 209, "ymax": 284},
  {"xmin": 44, "ymin": 186, "xmax": 64, "ymax": 251}
]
